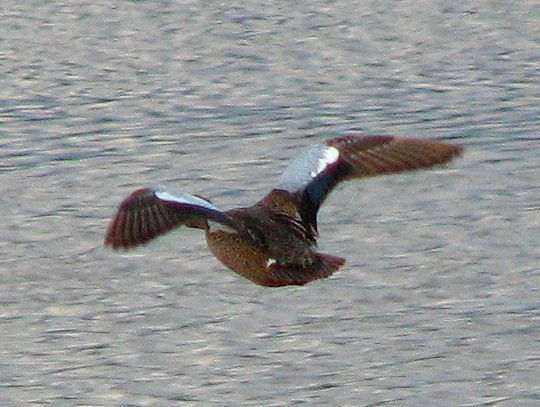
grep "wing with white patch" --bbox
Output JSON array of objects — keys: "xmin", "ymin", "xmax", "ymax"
[
  {"xmin": 277, "ymin": 143, "xmax": 340, "ymax": 193},
  {"xmin": 104, "ymin": 186, "xmax": 240, "ymax": 250},
  {"xmin": 326, "ymin": 135, "xmax": 463, "ymax": 179},
  {"xmin": 273, "ymin": 135, "xmax": 463, "ymax": 236}
]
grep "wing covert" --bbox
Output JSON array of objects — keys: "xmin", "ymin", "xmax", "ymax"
[
  {"xmin": 104, "ymin": 186, "xmax": 239, "ymax": 250},
  {"xmin": 272, "ymin": 135, "xmax": 463, "ymax": 236}
]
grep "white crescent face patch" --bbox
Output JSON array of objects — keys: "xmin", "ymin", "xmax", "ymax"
[{"xmin": 277, "ymin": 144, "xmax": 340, "ymax": 193}]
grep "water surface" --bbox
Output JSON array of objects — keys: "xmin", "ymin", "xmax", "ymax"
[{"xmin": 1, "ymin": 1, "xmax": 539, "ymax": 406}]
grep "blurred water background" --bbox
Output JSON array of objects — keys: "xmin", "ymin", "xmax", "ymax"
[{"xmin": 1, "ymin": 1, "xmax": 539, "ymax": 406}]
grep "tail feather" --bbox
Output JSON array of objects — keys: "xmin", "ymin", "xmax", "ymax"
[{"xmin": 262, "ymin": 253, "xmax": 345, "ymax": 287}]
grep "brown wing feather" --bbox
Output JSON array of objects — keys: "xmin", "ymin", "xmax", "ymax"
[
  {"xmin": 326, "ymin": 135, "xmax": 463, "ymax": 179},
  {"xmin": 295, "ymin": 135, "xmax": 463, "ymax": 236},
  {"xmin": 104, "ymin": 188, "xmax": 235, "ymax": 250}
]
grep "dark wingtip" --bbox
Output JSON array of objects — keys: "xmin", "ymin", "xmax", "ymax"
[
  {"xmin": 103, "ymin": 188, "xmax": 165, "ymax": 251},
  {"xmin": 439, "ymin": 141, "xmax": 464, "ymax": 166},
  {"xmin": 451, "ymin": 143, "xmax": 465, "ymax": 157},
  {"xmin": 103, "ymin": 211, "xmax": 120, "ymax": 249},
  {"xmin": 103, "ymin": 211, "xmax": 135, "ymax": 251}
]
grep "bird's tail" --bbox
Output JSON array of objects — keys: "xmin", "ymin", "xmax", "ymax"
[{"xmin": 262, "ymin": 253, "xmax": 345, "ymax": 287}]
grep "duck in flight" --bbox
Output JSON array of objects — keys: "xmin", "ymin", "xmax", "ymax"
[{"xmin": 105, "ymin": 135, "xmax": 463, "ymax": 287}]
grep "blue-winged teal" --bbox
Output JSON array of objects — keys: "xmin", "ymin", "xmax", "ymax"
[{"xmin": 105, "ymin": 135, "xmax": 463, "ymax": 287}]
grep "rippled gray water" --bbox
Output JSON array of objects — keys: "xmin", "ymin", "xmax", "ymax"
[{"xmin": 1, "ymin": 1, "xmax": 539, "ymax": 406}]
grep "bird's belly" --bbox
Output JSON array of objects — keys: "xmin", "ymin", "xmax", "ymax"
[{"xmin": 205, "ymin": 230, "xmax": 269, "ymax": 285}]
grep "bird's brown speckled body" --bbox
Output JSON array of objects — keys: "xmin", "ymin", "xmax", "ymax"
[{"xmin": 105, "ymin": 135, "xmax": 463, "ymax": 287}]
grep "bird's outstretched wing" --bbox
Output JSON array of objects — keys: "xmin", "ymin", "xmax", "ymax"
[
  {"xmin": 274, "ymin": 135, "xmax": 464, "ymax": 236},
  {"xmin": 104, "ymin": 186, "xmax": 240, "ymax": 250}
]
